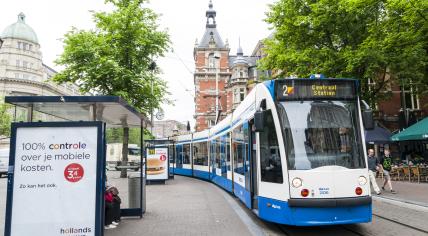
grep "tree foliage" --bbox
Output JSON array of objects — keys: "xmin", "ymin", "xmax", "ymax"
[
  {"xmin": 106, "ymin": 127, "xmax": 154, "ymax": 144},
  {"xmin": 53, "ymin": 0, "xmax": 170, "ymax": 115},
  {"xmin": 0, "ymin": 98, "xmax": 12, "ymax": 137},
  {"xmin": 261, "ymin": 0, "xmax": 427, "ymax": 106},
  {"xmin": 53, "ymin": 0, "xmax": 170, "ymax": 177}
]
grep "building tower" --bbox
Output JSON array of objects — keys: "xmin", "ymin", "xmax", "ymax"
[
  {"xmin": 0, "ymin": 13, "xmax": 80, "ymax": 97},
  {"xmin": 226, "ymin": 40, "xmax": 250, "ymax": 113},
  {"xmin": 193, "ymin": 1, "xmax": 231, "ymax": 131},
  {"xmin": 0, "ymin": 13, "xmax": 44, "ymax": 84}
]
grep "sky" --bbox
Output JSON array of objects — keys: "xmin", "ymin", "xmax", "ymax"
[{"xmin": 0, "ymin": 0, "xmax": 274, "ymax": 129}]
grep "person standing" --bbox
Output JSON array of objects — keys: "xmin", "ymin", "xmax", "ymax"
[
  {"xmin": 380, "ymin": 149, "xmax": 397, "ymax": 193},
  {"xmin": 367, "ymin": 149, "xmax": 381, "ymax": 195}
]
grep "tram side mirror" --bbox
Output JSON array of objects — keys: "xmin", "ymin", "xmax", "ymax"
[
  {"xmin": 362, "ymin": 110, "xmax": 374, "ymax": 130},
  {"xmin": 254, "ymin": 110, "xmax": 266, "ymax": 132}
]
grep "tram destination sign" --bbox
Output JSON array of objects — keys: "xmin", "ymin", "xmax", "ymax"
[{"xmin": 276, "ymin": 79, "xmax": 357, "ymax": 101}]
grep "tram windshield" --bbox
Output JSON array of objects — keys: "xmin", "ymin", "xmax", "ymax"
[{"xmin": 278, "ymin": 101, "xmax": 365, "ymax": 170}]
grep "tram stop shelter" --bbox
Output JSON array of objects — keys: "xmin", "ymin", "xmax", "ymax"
[{"xmin": 4, "ymin": 96, "xmax": 149, "ymax": 236}]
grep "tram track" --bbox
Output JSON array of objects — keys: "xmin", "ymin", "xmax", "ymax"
[
  {"xmin": 372, "ymin": 213, "xmax": 428, "ymax": 235},
  {"xmin": 275, "ymin": 212, "xmax": 428, "ymax": 236},
  {"xmin": 340, "ymin": 225, "xmax": 366, "ymax": 236}
]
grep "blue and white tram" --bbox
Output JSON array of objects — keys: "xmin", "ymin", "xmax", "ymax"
[
  {"xmin": 173, "ymin": 78, "xmax": 373, "ymax": 226},
  {"xmin": 174, "ymin": 133, "xmax": 193, "ymax": 176}
]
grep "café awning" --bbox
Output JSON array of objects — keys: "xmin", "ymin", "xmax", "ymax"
[
  {"xmin": 391, "ymin": 117, "xmax": 428, "ymax": 141},
  {"xmin": 365, "ymin": 125, "xmax": 392, "ymax": 144}
]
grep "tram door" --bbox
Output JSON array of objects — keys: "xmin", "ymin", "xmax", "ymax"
[{"xmin": 250, "ymin": 122, "xmax": 258, "ymax": 209}]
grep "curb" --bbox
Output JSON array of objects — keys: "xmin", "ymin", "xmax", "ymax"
[{"xmin": 373, "ymin": 196, "xmax": 428, "ymax": 213}]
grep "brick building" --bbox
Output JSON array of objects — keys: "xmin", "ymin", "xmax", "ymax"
[
  {"xmin": 375, "ymin": 81, "xmax": 427, "ymax": 132},
  {"xmin": 193, "ymin": 1, "xmax": 260, "ymax": 131},
  {"xmin": 193, "ymin": 1, "xmax": 427, "ymax": 136}
]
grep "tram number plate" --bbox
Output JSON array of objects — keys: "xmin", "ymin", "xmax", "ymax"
[{"xmin": 319, "ymin": 187, "xmax": 330, "ymax": 195}]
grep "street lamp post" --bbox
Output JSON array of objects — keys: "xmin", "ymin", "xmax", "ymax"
[
  {"xmin": 214, "ymin": 54, "xmax": 220, "ymax": 124},
  {"xmin": 149, "ymin": 61, "xmax": 156, "ymax": 134}
]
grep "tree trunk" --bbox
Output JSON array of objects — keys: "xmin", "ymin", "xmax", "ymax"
[{"xmin": 120, "ymin": 127, "xmax": 129, "ymax": 178}]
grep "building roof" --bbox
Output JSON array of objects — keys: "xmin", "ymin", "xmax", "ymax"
[
  {"xmin": 229, "ymin": 55, "xmax": 258, "ymax": 67},
  {"xmin": 198, "ymin": 1, "xmax": 224, "ymax": 48},
  {"xmin": 199, "ymin": 29, "xmax": 224, "ymax": 48},
  {"xmin": 1, "ymin": 13, "xmax": 39, "ymax": 44}
]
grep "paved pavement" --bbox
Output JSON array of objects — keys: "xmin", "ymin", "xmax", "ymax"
[
  {"xmin": 1, "ymin": 173, "xmax": 428, "ymax": 235},
  {"xmin": 105, "ymin": 173, "xmax": 277, "ymax": 236},
  {"xmin": 374, "ymin": 178, "xmax": 428, "ymax": 206}
]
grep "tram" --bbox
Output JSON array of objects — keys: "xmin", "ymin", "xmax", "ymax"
[{"xmin": 173, "ymin": 78, "xmax": 373, "ymax": 226}]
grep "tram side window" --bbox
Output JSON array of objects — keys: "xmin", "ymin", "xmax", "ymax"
[
  {"xmin": 193, "ymin": 142, "xmax": 208, "ymax": 166},
  {"xmin": 183, "ymin": 144, "xmax": 191, "ymax": 165},
  {"xmin": 202, "ymin": 142, "xmax": 208, "ymax": 166},
  {"xmin": 193, "ymin": 144, "xmax": 199, "ymax": 165},
  {"xmin": 176, "ymin": 145, "xmax": 183, "ymax": 168},
  {"xmin": 226, "ymin": 133, "xmax": 231, "ymax": 171},
  {"xmin": 216, "ymin": 137, "xmax": 221, "ymax": 169},
  {"xmin": 210, "ymin": 139, "xmax": 216, "ymax": 168},
  {"xmin": 243, "ymin": 124, "xmax": 250, "ymax": 190},
  {"xmin": 220, "ymin": 135, "xmax": 227, "ymax": 176},
  {"xmin": 233, "ymin": 125, "xmax": 245, "ymax": 175},
  {"xmin": 260, "ymin": 110, "xmax": 283, "ymax": 183}
]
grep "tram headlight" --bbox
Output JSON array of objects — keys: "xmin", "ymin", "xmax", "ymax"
[
  {"xmin": 292, "ymin": 177, "xmax": 302, "ymax": 188},
  {"xmin": 358, "ymin": 176, "xmax": 367, "ymax": 186}
]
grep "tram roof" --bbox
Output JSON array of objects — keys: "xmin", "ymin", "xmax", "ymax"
[{"xmin": 5, "ymin": 96, "xmax": 149, "ymax": 128}]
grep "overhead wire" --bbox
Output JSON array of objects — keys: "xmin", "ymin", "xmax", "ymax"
[{"xmin": 163, "ymin": 51, "xmax": 195, "ymax": 98}]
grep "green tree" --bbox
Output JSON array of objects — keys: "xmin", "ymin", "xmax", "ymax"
[
  {"xmin": 53, "ymin": 0, "xmax": 170, "ymax": 177},
  {"xmin": 0, "ymin": 99, "xmax": 12, "ymax": 137},
  {"xmin": 261, "ymin": 0, "xmax": 427, "ymax": 106},
  {"xmin": 106, "ymin": 128, "xmax": 154, "ymax": 144},
  {"xmin": 382, "ymin": 0, "xmax": 428, "ymax": 103}
]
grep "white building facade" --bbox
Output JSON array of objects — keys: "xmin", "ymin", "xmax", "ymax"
[{"xmin": 0, "ymin": 13, "xmax": 80, "ymax": 97}]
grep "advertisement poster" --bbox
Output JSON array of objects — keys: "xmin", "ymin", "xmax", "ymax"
[
  {"xmin": 7, "ymin": 124, "xmax": 100, "ymax": 236},
  {"xmin": 146, "ymin": 147, "xmax": 168, "ymax": 180}
]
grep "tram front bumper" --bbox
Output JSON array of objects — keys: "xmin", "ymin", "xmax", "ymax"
[{"xmin": 258, "ymin": 196, "xmax": 372, "ymax": 226}]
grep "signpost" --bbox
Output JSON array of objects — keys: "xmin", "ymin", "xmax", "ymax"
[{"xmin": 4, "ymin": 122, "xmax": 104, "ymax": 236}]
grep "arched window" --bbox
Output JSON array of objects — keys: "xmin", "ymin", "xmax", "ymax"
[{"xmin": 208, "ymin": 53, "xmax": 215, "ymax": 68}]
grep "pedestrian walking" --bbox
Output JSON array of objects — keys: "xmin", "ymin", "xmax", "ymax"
[
  {"xmin": 380, "ymin": 149, "xmax": 397, "ymax": 194},
  {"xmin": 367, "ymin": 149, "xmax": 381, "ymax": 195}
]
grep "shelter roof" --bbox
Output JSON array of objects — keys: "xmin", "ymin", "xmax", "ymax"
[{"xmin": 5, "ymin": 96, "xmax": 149, "ymax": 128}]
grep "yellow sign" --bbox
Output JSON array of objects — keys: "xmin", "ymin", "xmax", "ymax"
[{"xmin": 312, "ymin": 85, "xmax": 337, "ymax": 96}]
